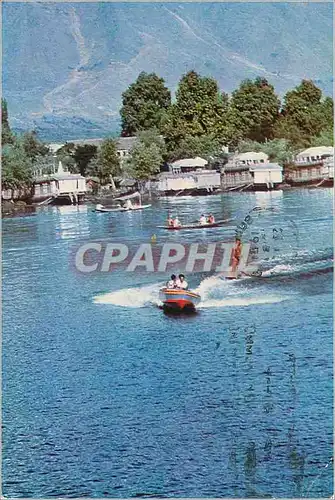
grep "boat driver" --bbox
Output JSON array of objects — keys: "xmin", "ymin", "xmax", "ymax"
[
  {"xmin": 166, "ymin": 274, "xmax": 177, "ymax": 289},
  {"xmin": 176, "ymin": 274, "xmax": 188, "ymax": 290}
]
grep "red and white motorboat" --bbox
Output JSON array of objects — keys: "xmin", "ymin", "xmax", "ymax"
[{"xmin": 159, "ymin": 287, "xmax": 201, "ymax": 311}]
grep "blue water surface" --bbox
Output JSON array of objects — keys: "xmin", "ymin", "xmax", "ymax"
[{"xmin": 2, "ymin": 189, "xmax": 333, "ymax": 498}]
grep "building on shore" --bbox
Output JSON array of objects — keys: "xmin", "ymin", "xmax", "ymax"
[
  {"xmin": 285, "ymin": 146, "xmax": 334, "ymax": 186},
  {"xmin": 152, "ymin": 157, "xmax": 221, "ymax": 196},
  {"xmin": 221, "ymin": 151, "xmax": 283, "ymax": 191},
  {"xmin": 32, "ymin": 161, "xmax": 87, "ymax": 205},
  {"xmin": 49, "ymin": 136, "xmax": 138, "ymax": 160}
]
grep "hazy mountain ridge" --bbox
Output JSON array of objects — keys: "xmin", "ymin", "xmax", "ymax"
[{"xmin": 3, "ymin": 2, "xmax": 333, "ymax": 141}]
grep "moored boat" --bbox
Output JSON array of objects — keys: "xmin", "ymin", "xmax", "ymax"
[
  {"xmin": 159, "ymin": 287, "xmax": 201, "ymax": 311},
  {"xmin": 95, "ymin": 192, "xmax": 151, "ymax": 212}
]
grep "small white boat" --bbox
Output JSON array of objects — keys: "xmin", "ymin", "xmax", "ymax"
[{"xmin": 95, "ymin": 192, "xmax": 151, "ymax": 212}]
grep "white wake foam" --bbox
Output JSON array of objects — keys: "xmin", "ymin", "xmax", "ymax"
[
  {"xmin": 93, "ymin": 274, "xmax": 290, "ymax": 310},
  {"xmin": 93, "ymin": 282, "xmax": 162, "ymax": 308}
]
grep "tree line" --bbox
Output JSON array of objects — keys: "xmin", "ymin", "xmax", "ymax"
[
  {"xmin": 120, "ymin": 70, "xmax": 333, "ymax": 163},
  {"xmin": 2, "ymin": 71, "xmax": 333, "ymax": 194}
]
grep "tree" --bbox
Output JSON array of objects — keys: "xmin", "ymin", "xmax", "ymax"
[
  {"xmin": 2, "ymin": 140, "xmax": 33, "ymax": 190},
  {"xmin": 120, "ymin": 72, "xmax": 171, "ymax": 136},
  {"xmin": 86, "ymin": 138, "xmax": 120, "ymax": 188},
  {"xmin": 277, "ymin": 80, "xmax": 333, "ymax": 147},
  {"xmin": 126, "ymin": 141, "xmax": 163, "ymax": 181},
  {"xmin": 137, "ymin": 128, "xmax": 167, "ymax": 160},
  {"xmin": 1, "ymin": 98, "xmax": 14, "ymax": 145},
  {"xmin": 167, "ymin": 134, "xmax": 221, "ymax": 162},
  {"xmin": 73, "ymin": 144, "xmax": 98, "ymax": 176},
  {"xmin": 56, "ymin": 142, "xmax": 77, "ymax": 173},
  {"xmin": 163, "ymin": 71, "xmax": 228, "ymax": 152},
  {"xmin": 98, "ymin": 138, "xmax": 120, "ymax": 187},
  {"xmin": 309, "ymin": 129, "xmax": 334, "ymax": 147},
  {"xmin": 21, "ymin": 131, "xmax": 49, "ymax": 160},
  {"xmin": 227, "ymin": 77, "xmax": 280, "ymax": 144}
]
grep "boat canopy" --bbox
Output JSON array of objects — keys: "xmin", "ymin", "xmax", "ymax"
[{"xmin": 115, "ymin": 191, "xmax": 141, "ymax": 201}]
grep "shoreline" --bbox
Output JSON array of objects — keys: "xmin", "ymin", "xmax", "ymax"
[{"xmin": 2, "ymin": 184, "xmax": 333, "ymax": 219}]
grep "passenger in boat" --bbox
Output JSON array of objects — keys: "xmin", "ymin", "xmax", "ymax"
[
  {"xmin": 167, "ymin": 214, "xmax": 174, "ymax": 227},
  {"xmin": 173, "ymin": 216, "xmax": 181, "ymax": 228},
  {"xmin": 166, "ymin": 274, "xmax": 177, "ymax": 289},
  {"xmin": 96, "ymin": 203, "xmax": 104, "ymax": 211},
  {"xmin": 199, "ymin": 214, "xmax": 207, "ymax": 225},
  {"xmin": 176, "ymin": 274, "xmax": 188, "ymax": 290},
  {"xmin": 208, "ymin": 213, "xmax": 215, "ymax": 224},
  {"xmin": 124, "ymin": 199, "xmax": 133, "ymax": 210},
  {"xmin": 231, "ymin": 237, "xmax": 242, "ymax": 273}
]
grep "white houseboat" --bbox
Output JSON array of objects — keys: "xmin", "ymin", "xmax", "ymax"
[{"xmin": 32, "ymin": 162, "xmax": 87, "ymax": 205}]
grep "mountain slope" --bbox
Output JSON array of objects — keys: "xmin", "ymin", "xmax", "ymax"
[{"xmin": 3, "ymin": 2, "xmax": 333, "ymax": 141}]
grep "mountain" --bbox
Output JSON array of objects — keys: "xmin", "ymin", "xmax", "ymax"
[{"xmin": 2, "ymin": 2, "xmax": 333, "ymax": 142}]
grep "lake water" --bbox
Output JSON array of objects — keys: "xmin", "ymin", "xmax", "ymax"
[{"xmin": 2, "ymin": 189, "xmax": 333, "ymax": 498}]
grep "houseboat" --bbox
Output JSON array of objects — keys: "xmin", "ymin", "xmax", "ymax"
[
  {"xmin": 221, "ymin": 151, "xmax": 283, "ymax": 191},
  {"xmin": 155, "ymin": 157, "xmax": 221, "ymax": 196},
  {"xmin": 285, "ymin": 146, "xmax": 334, "ymax": 187},
  {"xmin": 32, "ymin": 162, "xmax": 87, "ymax": 205}
]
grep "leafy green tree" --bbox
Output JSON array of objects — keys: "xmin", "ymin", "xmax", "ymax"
[
  {"xmin": 98, "ymin": 138, "xmax": 121, "ymax": 187},
  {"xmin": 1, "ymin": 98, "xmax": 14, "ymax": 145},
  {"xmin": 86, "ymin": 138, "xmax": 120, "ymax": 188},
  {"xmin": 21, "ymin": 131, "xmax": 49, "ymax": 160},
  {"xmin": 309, "ymin": 129, "xmax": 334, "ymax": 147},
  {"xmin": 227, "ymin": 77, "xmax": 280, "ymax": 144},
  {"xmin": 163, "ymin": 71, "xmax": 228, "ymax": 152},
  {"xmin": 137, "ymin": 128, "xmax": 167, "ymax": 161},
  {"xmin": 74, "ymin": 144, "xmax": 98, "ymax": 176},
  {"xmin": 168, "ymin": 134, "xmax": 221, "ymax": 162},
  {"xmin": 120, "ymin": 72, "xmax": 171, "ymax": 136},
  {"xmin": 56, "ymin": 142, "xmax": 77, "ymax": 173},
  {"xmin": 2, "ymin": 140, "xmax": 33, "ymax": 190},
  {"xmin": 277, "ymin": 80, "xmax": 333, "ymax": 147},
  {"xmin": 126, "ymin": 141, "xmax": 163, "ymax": 181}
]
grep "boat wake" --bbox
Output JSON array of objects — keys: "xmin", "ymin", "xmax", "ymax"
[
  {"xmin": 93, "ymin": 283, "xmax": 162, "ymax": 308},
  {"xmin": 194, "ymin": 275, "xmax": 291, "ymax": 309},
  {"xmin": 92, "ymin": 277, "xmax": 289, "ymax": 310},
  {"xmin": 92, "ymin": 247, "xmax": 332, "ymax": 310}
]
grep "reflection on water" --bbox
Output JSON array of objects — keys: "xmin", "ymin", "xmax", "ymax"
[{"xmin": 2, "ymin": 189, "xmax": 333, "ymax": 498}]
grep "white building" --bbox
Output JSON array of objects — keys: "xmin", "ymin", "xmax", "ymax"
[
  {"xmin": 170, "ymin": 156, "xmax": 208, "ymax": 174},
  {"xmin": 323, "ymin": 156, "xmax": 334, "ymax": 179},
  {"xmin": 249, "ymin": 163, "xmax": 283, "ymax": 188},
  {"xmin": 33, "ymin": 161, "xmax": 87, "ymax": 204},
  {"xmin": 295, "ymin": 146, "xmax": 334, "ymax": 164},
  {"xmin": 155, "ymin": 156, "xmax": 220, "ymax": 194},
  {"xmin": 229, "ymin": 151, "xmax": 269, "ymax": 167},
  {"xmin": 158, "ymin": 171, "xmax": 220, "ymax": 193}
]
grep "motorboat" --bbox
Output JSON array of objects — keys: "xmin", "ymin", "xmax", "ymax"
[{"xmin": 159, "ymin": 287, "xmax": 201, "ymax": 311}]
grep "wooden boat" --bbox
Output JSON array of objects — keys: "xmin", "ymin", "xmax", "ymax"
[
  {"xmin": 157, "ymin": 218, "xmax": 231, "ymax": 230},
  {"xmin": 159, "ymin": 287, "xmax": 201, "ymax": 311}
]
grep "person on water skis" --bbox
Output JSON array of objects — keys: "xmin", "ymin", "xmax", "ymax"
[{"xmin": 231, "ymin": 237, "xmax": 242, "ymax": 276}]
